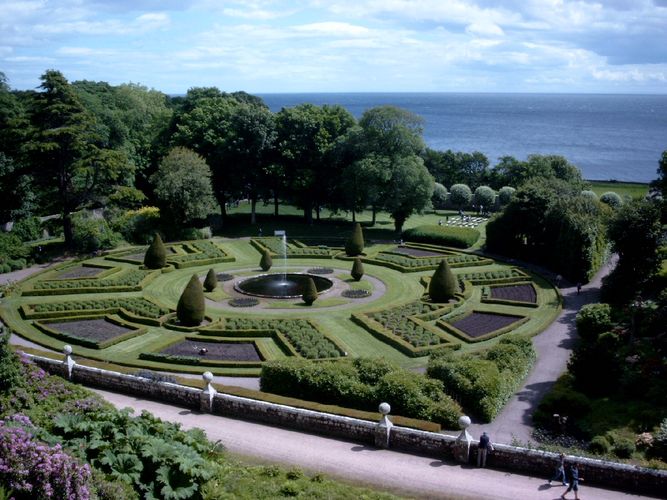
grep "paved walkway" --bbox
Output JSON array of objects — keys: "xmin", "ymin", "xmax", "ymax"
[
  {"xmin": 469, "ymin": 256, "xmax": 618, "ymax": 444},
  {"xmin": 94, "ymin": 388, "xmax": 658, "ymax": 500}
]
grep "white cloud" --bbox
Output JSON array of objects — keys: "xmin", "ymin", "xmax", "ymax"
[{"xmin": 293, "ymin": 22, "xmax": 371, "ymax": 37}]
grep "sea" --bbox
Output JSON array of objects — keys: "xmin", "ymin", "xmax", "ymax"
[{"xmin": 258, "ymin": 93, "xmax": 667, "ymax": 183}]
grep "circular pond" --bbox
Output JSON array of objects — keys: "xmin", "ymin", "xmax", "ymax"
[{"xmin": 235, "ymin": 273, "xmax": 334, "ymax": 299}]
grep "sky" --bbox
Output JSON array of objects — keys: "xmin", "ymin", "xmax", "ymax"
[{"xmin": 1, "ymin": 0, "xmax": 667, "ymax": 94}]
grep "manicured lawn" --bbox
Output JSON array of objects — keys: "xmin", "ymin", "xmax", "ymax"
[{"xmin": 587, "ymin": 180, "xmax": 649, "ymax": 200}]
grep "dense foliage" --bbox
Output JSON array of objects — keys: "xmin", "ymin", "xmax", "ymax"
[
  {"xmin": 260, "ymin": 357, "xmax": 462, "ymax": 427},
  {"xmin": 402, "ymin": 225, "xmax": 480, "ymax": 248},
  {"xmin": 427, "ymin": 336, "xmax": 536, "ymax": 422}
]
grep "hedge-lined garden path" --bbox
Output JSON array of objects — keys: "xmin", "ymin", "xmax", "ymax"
[
  {"xmin": 468, "ymin": 256, "xmax": 618, "ymax": 445},
  {"xmin": 93, "ymin": 387, "xmax": 654, "ymax": 500}
]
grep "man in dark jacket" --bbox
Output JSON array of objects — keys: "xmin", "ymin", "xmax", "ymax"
[{"xmin": 477, "ymin": 431, "xmax": 492, "ymax": 467}]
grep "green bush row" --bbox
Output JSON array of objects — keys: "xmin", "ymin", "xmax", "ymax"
[
  {"xmin": 260, "ymin": 357, "xmax": 462, "ymax": 428},
  {"xmin": 26, "ymin": 297, "xmax": 170, "ymax": 320},
  {"xmin": 32, "ymin": 268, "xmax": 151, "ymax": 290},
  {"xmin": 197, "ymin": 328, "xmax": 299, "ymax": 357},
  {"xmin": 167, "ymin": 240, "xmax": 235, "ymax": 268},
  {"xmin": 139, "ymin": 351, "xmax": 264, "ymax": 369},
  {"xmin": 457, "ymin": 268, "xmax": 529, "ymax": 285},
  {"xmin": 222, "ymin": 317, "xmax": 344, "ymax": 359},
  {"xmin": 402, "ymin": 225, "xmax": 480, "ymax": 248},
  {"xmin": 427, "ymin": 336, "xmax": 536, "ymax": 421},
  {"xmin": 251, "ymin": 237, "xmax": 338, "ymax": 258}
]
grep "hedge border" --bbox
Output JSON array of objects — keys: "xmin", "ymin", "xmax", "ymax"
[
  {"xmin": 196, "ymin": 328, "xmax": 299, "ymax": 357},
  {"xmin": 21, "ymin": 269, "xmax": 160, "ymax": 296}
]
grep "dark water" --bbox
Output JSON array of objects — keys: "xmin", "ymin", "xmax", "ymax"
[
  {"xmin": 259, "ymin": 93, "xmax": 667, "ymax": 183},
  {"xmin": 235, "ymin": 273, "xmax": 333, "ymax": 298}
]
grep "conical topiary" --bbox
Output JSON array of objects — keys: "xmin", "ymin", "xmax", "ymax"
[
  {"xmin": 345, "ymin": 222, "xmax": 364, "ymax": 256},
  {"xmin": 203, "ymin": 268, "xmax": 217, "ymax": 292},
  {"xmin": 351, "ymin": 257, "xmax": 364, "ymax": 281},
  {"xmin": 177, "ymin": 274, "xmax": 205, "ymax": 326},
  {"xmin": 259, "ymin": 249, "xmax": 272, "ymax": 271},
  {"xmin": 144, "ymin": 233, "xmax": 166, "ymax": 269},
  {"xmin": 302, "ymin": 277, "xmax": 318, "ymax": 306},
  {"xmin": 428, "ymin": 260, "xmax": 457, "ymax": 303}
]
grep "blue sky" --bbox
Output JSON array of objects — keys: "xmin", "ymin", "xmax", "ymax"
[{"xmin": 2, "ymin": 0, "xmax": 667, "ymax": 94}]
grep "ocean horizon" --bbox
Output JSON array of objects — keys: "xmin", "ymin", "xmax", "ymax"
[{"xmin": 257, "ymin": 92, "xmax": 667, "ymax": 183}]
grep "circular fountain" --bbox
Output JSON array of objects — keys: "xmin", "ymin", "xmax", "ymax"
[{"xmin": 235, "ymin": 273, "xmax": 334, "ymax": 299}]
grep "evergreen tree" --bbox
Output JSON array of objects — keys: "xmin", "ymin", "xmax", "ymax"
[
  {"xmin": 203, "ymin": 268, "xmax": 217, "ymax": 292},
  {"xmin": 351, "ymin": 257, "xmax": 364, "ymax": 281},
  {"xmin": 345, "ymin": 222, "xmax": 365, "ymax": 256},
  {"xmin": 176, "ymin": 274, "xmax": 205, "ymax": 326},
  {"xmin": 428, "ymin": 260, "xmax": 457, "ymax": 302},
  {"xmin": 302, "ymin": 277, "xmax": 318, "ymax": 306},
  {"xmin": 260, "ymin": 249, "xmax": 273, "ymax": 271},
  {"xmin": 144, "ymin": 233, "xmax": 167, "ymax": 269}
]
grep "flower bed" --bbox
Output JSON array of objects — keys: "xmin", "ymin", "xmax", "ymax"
[
  {"xmin": 160, "ymin": 339, "xmax": 262, "ymax": 362},
  {"xmin": 24, "ymin": 297, "xmax": 170, "ymax": 320},
  {"xmin": 489, "ymin": 283, "xmax": 537, "ymax": 303},
  {"xmin": 449, "ymin": 311, "xmax": 526, "ymax": 339},
  {"xmin": 33, "ymin": 317, "xmax": 145, "ymax": 349},
  {"xmin": 26, "ymin": 268, "xmax": 154, "ymax": 295}
]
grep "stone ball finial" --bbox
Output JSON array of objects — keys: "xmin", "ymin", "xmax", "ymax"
[
  {"xmin": 63, "ymin": 345, "xmax": 73, "ymax": 355},
  {"xmin": 458, "ymin": 415, "xmax": 471, "ymax": 429},
  {"xmin": 379, "ymin": 402, "xmax": 391, "ymax": 415},
  {"xmin": 202, "ymin": 371, "xmax": 214, "ymax": 383}
]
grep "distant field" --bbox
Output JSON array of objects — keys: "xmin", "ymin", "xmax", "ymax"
[{"xmin": 587, "ymin": 180, "xmax": 649, "ymax": 200}]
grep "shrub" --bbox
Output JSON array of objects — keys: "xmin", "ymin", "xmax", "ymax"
[
  {"xmin": 260, "ymin": 249, "xmax": 272, "ymax": 271},
  {"xmin": 532, "ymin": 374, "xmax": 592, "ymax": 432},
  {"xmin": 654, "ymin": 418, "xmax": 667, "ymax": 460},
  {"xmin": 613, "ymin": 437, "xmax": 636, "ymax": 458},
  {"xmin": 71, "ymin": 214, "xmax": 118, "ymax": 253},
  {"xmin": 351, "ymin": 257, "xmax": 364, "ymax": 281},
  {"xmin": 432, "ymin": 183, "xmax": 448, "ymax": 209},
  {"xmin": 498, "ymin": 186, "xmax": 516, "ymax": 205},
  {"xmin": 345, "ymin": 223, "xmax": 364, "ymax": 256},
  {"xmin": 143, "ymin": 233, "xmax": 167, "ymax": 269},
  {"xmin": 11, "ymin": 216, "xmax": 42, "ymax": 242},
  {"xmin": 589, "ymin": 435, "xmax": 611, "ymax": 454},
  {"xmin": 402, "ymin": 225, "xmax": 479, "ymax": 248},
  {"xmin": 302, "ymin": 277, "xmax": 318, "ymax": 306},
  {"xmin": 449, "ymin": 184, "xmax": 472, "ymax": 207},
  {"xmin": 112, "ymin": 206, "xmax": 161, "ymax": 244},
  {"xmin": 0, "ymin": 325, "xmax": 22, "ymax": 392},
  {"xmin": 473, "ymin": 186, "xmax": 495, "ymax": 208},
  {"xmin": 428, "ymin": 260, "xmax": 457, "ymax": 303},
  {"xmin": 581, "ymin": 190, "xmax": 598, "ymax": 201},
  {"xmin": 575, "ymin": 303, "xmax": 613, "ymax": 341},
  {"xmin": 600, "ymin": 191, "xmax": 623, "ymax": 209},
  {"xmin": 177, "ymin": 274, "xmax": 205, "ymax": 326},
  {"xmin": 0, "ymin": 415, "xmax": 93, "ymax": 499},
  {"xmin": 203, "ymin": 268, "xmax": 217, "ymax": 292}
]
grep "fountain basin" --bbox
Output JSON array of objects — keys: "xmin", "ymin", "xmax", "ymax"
[{"xmin": 235, "ymin": 273, "xmax": 334, "ymax": 299}]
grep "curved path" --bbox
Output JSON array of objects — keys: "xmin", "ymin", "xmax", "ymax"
[
  {"xmin": 468, "ymin": 256, "xmax": 617, "ymax": 444},
  {"xmin": 94, "ymin": 388, "xmax": 656, "ymax": 500}
]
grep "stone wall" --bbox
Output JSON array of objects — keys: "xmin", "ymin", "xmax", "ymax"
[{"xmin": 26, "ymin": 353, "xmax": 667, "ymax": 496}]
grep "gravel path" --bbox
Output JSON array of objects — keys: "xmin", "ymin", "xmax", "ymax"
[
  {"xmin": 468, "ymin": 256, "xmax": 618, "ymax": 445},
  {"xmin": 94, "ymin": 388, "xmax": 658, "ymax": 500}
]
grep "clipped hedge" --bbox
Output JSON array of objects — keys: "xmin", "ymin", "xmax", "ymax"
[
  {"xmin": 23, "ymin": 269, "xmax": 159, "ymax": 296},
  {"xmin": 33, "ymin": 316, "xmax": 147, "ymax": 350},
  {"xmin": 260, "ymin": 357, "xmax": 462, "ymax": 428},
  {"xmin": 427, "ymin": 336, "xmax": 536, "ymax": 421},
  {"xmin": 402, "ymin": 225, "xmax": 480, "ymax": 249},
  {"xmin": 24, "ymin": 297, "xmax": 170, "ymax": 320}
]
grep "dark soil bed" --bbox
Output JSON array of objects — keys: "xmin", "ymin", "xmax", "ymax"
[
  {"xmin": 393, "ymin": 246, "xmax": 445, "ymax": 257},
  {"xmin": 46, "ymin": 318, "xmax": 135, "ymax": 342},
  {"xmin": 56, "ymin": 266, "xmax": 105, "ymax": 279},
  {"xmin": 490, "ymin": 284, "xmax": 537, "ymax": 303},
  {"xmin": 161, "ymin": 340, "xmax": 261, "ymax": 362},
  {"xmin": 451, "ymin": 312, "xmax": 524, "ymax": 338}
]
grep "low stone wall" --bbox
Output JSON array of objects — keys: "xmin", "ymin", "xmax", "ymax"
[{"xmin": 26, "ymin": 353, "xmax": 667, "ymax": 496}]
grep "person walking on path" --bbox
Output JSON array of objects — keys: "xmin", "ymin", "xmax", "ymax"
[
  {"xmin": 477, "ymin": 431, "xmax": 492, "ymax": 467},
  {"xmin": 549, "ymin": 452, "xmax": 567, "ymax": 486},
  {"xmin": 561, "ymin": 463, "xmax": 581, "ymax": 500}
]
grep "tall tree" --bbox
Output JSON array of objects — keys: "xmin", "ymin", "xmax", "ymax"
[
  {"xmin": 151, "ymin": 147, "xmax": 215, "ymax": 227},
  {"xmin": 384, "ymin": 155, "xmax": 435, "ymax": 233},
  {"xmin": 23, "ymin": 70, "xmax": 128, "ymax": 247}
]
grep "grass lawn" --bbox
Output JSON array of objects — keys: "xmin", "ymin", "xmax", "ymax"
[{"xmin": 587, "ymin": 180, "xmax": 649, "ymax": 200}]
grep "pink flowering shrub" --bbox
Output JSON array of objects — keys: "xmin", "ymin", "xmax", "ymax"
[{"xmin": 0, "ymin": 414, "xmax": 92, "ymax": 499}]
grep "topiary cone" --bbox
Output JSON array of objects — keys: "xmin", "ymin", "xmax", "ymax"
[
  {"xmin": 144, "ymin": 233, "xmax": 166, "ymax": 269},
  {"xmin": 260, "ymin": 249, "xmax": 272, "ymax": 271},
  {"xmin": 351, "ymin": 257, "xmax": 364, "ymax": 281},
  {"xmin": 203, "ymin": 268, "xmax": 217, "ymax": 292},
  {"xmin": 302, "ymin": 276, "xmax": 318, "ymax": 306},
  {"xmin": 345, "ymin": 222, "xmax": 364, "ymax": 256},
  {"xmin": 177, "ymin": 274, "xmax": 205, "ymax": 326},
  {"xmin": 428, "ymin": 259, "xmax": 457, "ymax": 303}
]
